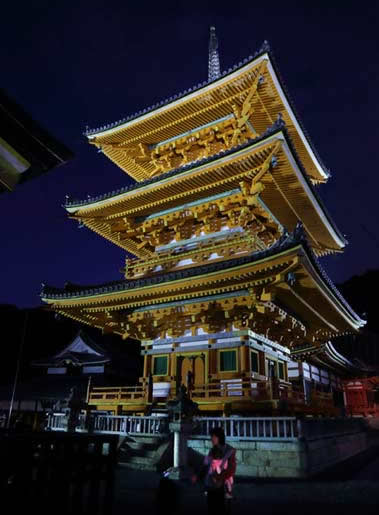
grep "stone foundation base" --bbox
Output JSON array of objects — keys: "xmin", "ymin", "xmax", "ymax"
[{"xmin": 188, "ymin": 431, "xmax": 368, "ymax": 478}]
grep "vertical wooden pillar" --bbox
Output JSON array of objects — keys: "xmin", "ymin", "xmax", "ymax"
[
  {"xmin": 169, "ymin": 352, "xmax": 177, "ymax": 398},
  {"xmin": 143, "ymin": 354, "xmax": 152, "ymax": 378},
  {"xmin": 271, "ymin": 376, "xmax": 279, "ymax": 400},
  {"xmin": 208, "ymin": 347, "xmax": 217, "ymax": 376},
  {"xmin": 175, "ymin": 356, "xmax": 184, "ymax": 395},
  {"xmin": 258, "ymin": 351, "xmax": 265, "ymax": 376},
  {"xmin": 170, "ymin": 352, "xmax": 177, "ymax": 377},
  {"xmin": 240, "ymin": 345, "xmax": 248, "ymax": 374},
  {"xmin": 143, "ymin": 353, "xmax": 148, "ymax": 377},
  {"xmin": 298, "ymin": 360, "xmax": 303, "ymax": 379}
]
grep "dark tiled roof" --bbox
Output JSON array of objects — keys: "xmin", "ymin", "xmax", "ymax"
[
  {"xmin": 66, "ymin": 118, "xmax": 283, "ymax": 208},
  {"xmin": 84, "ymin": 41, "xmax": 271, "ymax": 137},
  {"xmin": 83, "ymin": 42, "xmax": 329, "ymax": 178},
  {"xmin": 31, "ymin": 330, "xmax": 110, "ymax": 367},
  {"xmin": 41, "ymin": 228, "xmax": 291, "ymax": 298},
  {"xmin": 65, "ymin": 119, "xmax": 347, "ymax": 248},
  {"xmin": 74, "ymin": 330, "xmax": 109, "ymax": 356},
  {"xmin": 40, "ymin": 223, "xmax": 362, "ymax": 324},
  {"xmin": 32, "ymin": 352, "xmax": 110, "ymax": 367}
]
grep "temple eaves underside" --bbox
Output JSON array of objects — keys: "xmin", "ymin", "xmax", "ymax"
[
  {"xmin": 41, "ymin": 226, "xmax": 364, "ymax": 350},
  {"xmin": 65, "ymin": 124, "xmax": 346, "ymax": 257},
  {"xmin": 291, "ymin": 341, "xmax": 365, "ymax": 376},
  {"xmin": 84, "ymin": 43, "xmax": 329, "ymax": 184}
]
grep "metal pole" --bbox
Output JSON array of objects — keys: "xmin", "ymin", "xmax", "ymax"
[
  {"xmin": 86, "ymin": 375, "xmax": 92, "ymax": 403},
  {"xmin": 7, "ymin": 310, "xmax": 28, "ymax": 429}
]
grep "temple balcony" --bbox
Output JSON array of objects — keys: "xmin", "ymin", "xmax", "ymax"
[{"xmin": 87, "ymin": 376, "xmax": 337, "ymax": 417}]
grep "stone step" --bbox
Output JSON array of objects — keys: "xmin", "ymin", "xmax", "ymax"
[
  {"xmin": 125, "ymin": 455, "xmax": 156, "ymax": 465},
  {"xmin": 118, "ymin": 436, "xmax": 171, "ymax": 472},
  {"xmin": 119, "ymin": 461, "xmax": 156, "ymax": 471},
  {"xmin": 124, "ymin": 440, "xmax": 160, "ymax": 451},
  {"xmin": 119, "ymin": 446, "xmax": 158, "ymax": 459},
  {"xmin": 127, "ymin": 435, "xmax": 166, "ymax": 445},
  {"xmin": 118, "ymin": 456, "xmax": 157, "ymax": 471}
]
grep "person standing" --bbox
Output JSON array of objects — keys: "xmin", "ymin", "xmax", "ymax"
[
  {"xmin": 205, "ymin": 445, "xmax": 234, "ymax": 498},
  {"xmin": 192, "ymin": 427, "xmax": 236, "ymax": 514}
]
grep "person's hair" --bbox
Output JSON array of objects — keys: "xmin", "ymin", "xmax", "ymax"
[
  {"xmin": 210, "ymin": 445, "xmax": 223, "ymax": 459},
  {"xmin": 209, "ymin": 427, "xmax": 225, "ymax": 446}
]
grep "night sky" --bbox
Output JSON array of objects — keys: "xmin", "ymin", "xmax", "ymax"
[{"xmin": 1, "ymin": 1, "xmax": 378, "ymax": 308}]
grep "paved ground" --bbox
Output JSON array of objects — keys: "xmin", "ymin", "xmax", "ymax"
[{"xmin": 113, "ymin": 441, "xmax": 379, "ymax": 515}]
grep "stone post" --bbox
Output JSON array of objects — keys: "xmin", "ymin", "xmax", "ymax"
[
  {"xmin": 66, "ymin": 386, "xmax": 86, "ymax": 433},
  {"xmin": 167, "ymin": 384, "xmax": 198, "ymax": 480},
  {"xmin": 174, "ymin": 429, "xmax": 180, "ymax": 467},
  {"xmin": 169, "ymin": 419, "xmax": 193, "ymax": 478}
]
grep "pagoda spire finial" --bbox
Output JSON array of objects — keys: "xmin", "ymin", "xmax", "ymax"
[{"xmin": 208, "ymin": 26, "xmax": 221, "ymax": 82}]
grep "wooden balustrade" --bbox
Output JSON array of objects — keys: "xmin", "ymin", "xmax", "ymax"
[
  {"xmin": 309, "ymin": 390, "xmax": 336, "ymax": 414},
  {"xmin": 310, "ymin": 390, "xmax": 334, "ymax": 405},
  {"xmin": 285, "ymin": 385, "xmax": 306, "ymax": 404},
  {"xmin": 93, "ymin": 415, "xmax": 169, "ymax": 436},
  {"xmin": 190, "ymin": 377, "xmax": 298, "ymax": 403},
  {"xmin": 87, "ymin": 378, "xmax": 332, "ymax": 414},
  {"xmin": 88, "ymin": 385, "xmax": 146, "ymax": 404},
  {"xmin": 47, "ymin": 413, "xmax": 66, "ymax": 431},
  {"xmin": 191, "ymin": 378, "xmax": 270, "ymax": 400}
]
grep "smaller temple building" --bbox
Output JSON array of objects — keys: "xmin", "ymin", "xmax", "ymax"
[
  {"xmin": 32, "ymin": 331, "xmax": 112, "ymax": 378},
  {"xmin": 0, "ymin": 330, "xmax": 141, "ymax": 427},
  {"xmin": 343, "ymin": 377, "xmax": 379, "ymax": 417}
]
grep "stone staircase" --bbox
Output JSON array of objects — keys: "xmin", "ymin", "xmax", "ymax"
[{"xmin": 118, "ymin": 435, "xmax": 172, "ymax": 471}]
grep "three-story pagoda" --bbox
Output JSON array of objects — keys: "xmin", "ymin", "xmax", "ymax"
[{"xmin": 42, "ymin": 28, "xmax": 365, "ymax": 415}]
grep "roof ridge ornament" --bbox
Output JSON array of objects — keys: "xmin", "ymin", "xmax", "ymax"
[
  {"xmin": 259, "ymin": 40, "xmax": 270, "ymax": 54},
  {"xmin": 208, "ymin": 26, "xmax": 221, "ymax": 82},
  {"xmin": 273, "ymin": 112, "xmax": 286, "ymax": 130},
  {"xmin": 293, "ymin": 221, "xmax": 307, "ymax": 243}
]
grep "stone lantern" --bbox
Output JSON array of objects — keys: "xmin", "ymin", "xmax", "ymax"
[
  {"xmin": 166, "ymin": 385, "xmax": 198, "ymax": 479},
  {"xmin": 66, "ymin": 386, "xmax": 87, "ymax": 432}
]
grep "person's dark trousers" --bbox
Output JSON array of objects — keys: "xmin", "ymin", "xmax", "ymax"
[
  {"xmin": 156, "ymin": 477, "xmax": 179, "ymax": 515},
  {"xmin": 207, "ymin": 487, "xmax": 226, "ymax": 515}
]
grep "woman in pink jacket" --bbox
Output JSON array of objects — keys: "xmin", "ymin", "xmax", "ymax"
[{"xmin": 192, "ymin": 427, "xmax": 236, "ymax": 514}]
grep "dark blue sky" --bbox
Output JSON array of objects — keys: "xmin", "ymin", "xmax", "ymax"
[{"xmin": 1, "ymin": 1, "xmax": 378, "ymax": 308}]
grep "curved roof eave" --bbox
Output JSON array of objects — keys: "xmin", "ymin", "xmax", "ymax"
[
  {"xmin": 40, "ymin": 226, "xmax": 364, "ymax": 331},
  {"xmin": 66, "ymin": 125, "xmax": 346, "ymax": 250},
  {"xmin": 84, "ymin": 42, "xmax": 329, "ymax": 181}
]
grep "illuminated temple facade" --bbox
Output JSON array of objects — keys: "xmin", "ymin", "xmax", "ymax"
[{"xmin": 41, "ymin": 29, "xmax": 365, "ymax": 416}]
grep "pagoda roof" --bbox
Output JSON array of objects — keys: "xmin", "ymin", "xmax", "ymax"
[
  {"xmin": 291, "ymin": 341, "xmax": 369, "ymax": 376},
  {"xmin": 65, "ymin": 122, "xmax": 346, "ymax": 255},
  {"xmin": 41, "ymin": 224, "xmax": 365, "ymax": 341},
  {"xmin": 84, "ymin": 42, "xmax": 329, "ymax": 183},
  {"xmin": 66, "ymin": 121, "xmax": 287, "ymax": 208}
]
